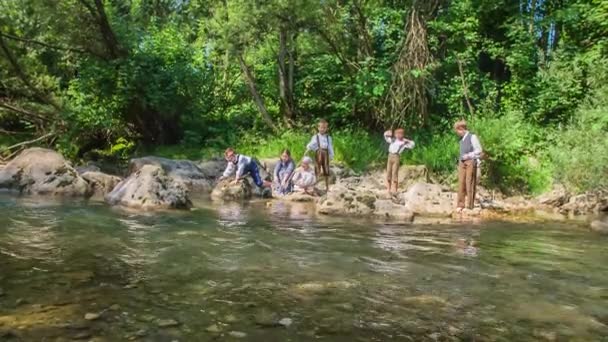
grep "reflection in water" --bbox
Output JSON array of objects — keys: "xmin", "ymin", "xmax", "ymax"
[{"xmin": 0, "ymin": 194, "xmax": 607, "ymax": 341}]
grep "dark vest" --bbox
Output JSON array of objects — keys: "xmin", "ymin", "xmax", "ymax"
[{"xmin": 459, "ymin": 133, "xmax": 474, "ymax": 160}]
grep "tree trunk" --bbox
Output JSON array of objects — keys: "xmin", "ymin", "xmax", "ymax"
[
  {"xmin": 278, "ymin": 27, "xmax": 296, "ymax": 126},
  {"xmin": 238, "ymin": 54, "xmax": 278, "ymax": 132}
]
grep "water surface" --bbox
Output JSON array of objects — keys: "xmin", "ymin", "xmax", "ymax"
[{"xmin": 1, "ymin": 194, "xmax": 607, "ymax": 341}]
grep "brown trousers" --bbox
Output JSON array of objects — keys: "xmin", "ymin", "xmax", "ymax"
[
  {"xmin": 457, "ymin": 160, "xmax": 477, "ymax": 209},
  {"xmin": 315, "ymin": 149, "xmax": 330, "ymax": 176},
  {"xmin": 386, "ymin": 154, "xmax": 400, "ymax": 182}
]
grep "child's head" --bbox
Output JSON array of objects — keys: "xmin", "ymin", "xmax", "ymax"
[
  {"xmin": 394, "ymin": 128, "xmax": 405, "ymax": 140},
  {"xmin": 224, "ymin": 148, "xmax": 237, "ymax": 162},
  {"xmin": 317, "ymin": 119, "xmax": 329, "ymax": 134},
  {"xmin": 280, "ymin": 149, "xmax": 291, "ymax": 162},
  {"xmin": 453, "ymin": 120, "xmax": 468, "ymax": 137},
  {"xmin": 301, "ymin": 156, "xmax": 313, "ymax": 169}
]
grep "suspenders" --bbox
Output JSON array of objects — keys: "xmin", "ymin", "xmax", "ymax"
[{"xmin": 316, "ymin": 134, "xmax": 330, "ymax": 150}]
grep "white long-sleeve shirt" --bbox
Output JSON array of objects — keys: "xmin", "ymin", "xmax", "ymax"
[
  {"xmin": 384, "ymin": 133, "xmax": 415, "ymax": 154},
  {"xmin": 461, "ymin": 132, "xmax": 483, "ymax": 160},
  {"xmin": 222, "ymin": 154, "xmax": 253, "ymax": 178},
  {"xmin": 292, "ymin": 167, "xmax": 316, "ymax": 188},
  {"xmin": 306, "ymin": 133, "xmax": 334, "ymax": 160}
]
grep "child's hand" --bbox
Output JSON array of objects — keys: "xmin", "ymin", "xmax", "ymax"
[{"xmin": 384, "ymin": 130, "xmax": 392, "ymax": 137}]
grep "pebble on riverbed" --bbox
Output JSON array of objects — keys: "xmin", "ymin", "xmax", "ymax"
[
  {"xmin": 156, "ymin": 319, "xmax": 180, "ymax": 328},
  {"xmin": 84, "ymin": 312, "xmax": 101, "ymax": 321}
]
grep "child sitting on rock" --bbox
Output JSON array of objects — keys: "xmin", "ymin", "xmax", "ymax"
[
  {"xmin": 291, "ymin": 156, "xmax": 316, "ymax": 195},
  {"xmin": 384, "ymin": 128, "xmax": 415, "ymax": 193},
  {"xmin": 220, "ymin": 148, "xmax": 271, "ymax": 188},
  {"xmin": 273, "ymin": 149, "xmax": 295, "ymax": 196}
]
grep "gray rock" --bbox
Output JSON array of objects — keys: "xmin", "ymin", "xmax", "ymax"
[
  {"xmin": 84, "ymin": 312, "xmax": 100, "ymax": 321},
  {"xmin": 228, "ymin": 331, "xmax": 247, "ymax": 338},
  {"xmin": 105, "ymin": 165, "xmax": 192, "ymax": 210},
  {"xmin": 205, "ymin": 324, "xmax": 221, "ymax": 333},
  {"xmin": 81, "ymin": 171, "xmax": 121, "ymax": 197},
  {"xmin": 211, "ymin": 178, "xmax": 253, "ymax": 201},
  {"xmin": 0, "ymin": 148, "xmax": 91, "ymax": 197},
  {"xmin": 373, "ymin": 199, "xmax": 414, "ymax": 221},
  {"xmin": 75, "ymin": 163, "xmax": 101, "ymax": 175},
  {"xmin": 402, "ymin": 182, "xmax": 455, "ymax": 217},
  {"xmin": 537, "ymin": 184, "xmax": 568, "ymax": 206},
  {"xmin": 278, "ymin": 317, "xmax": 293, "ymax": 327},
  {"xmin": 129, "ymin": 156, "xmax": 214, "ymax": 193},
  {"xmin": 317, "ymin": 185, "xmax": 377, "ymax": 216},
  {"xmin": 156, "ymin": 318, "xmax": 180, "ymax": 328},
  {"xmin": 590, "ymin": 214, "xmax": 608, "ymax": 234}
]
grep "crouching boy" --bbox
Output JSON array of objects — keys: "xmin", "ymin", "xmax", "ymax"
[
  {"xmin": 384, "ymin": 128, "xmax": 415, "ymax": 193},
  {"xmin": 221, "ymin": 148, "xmax": 271, "ymax": 188}
]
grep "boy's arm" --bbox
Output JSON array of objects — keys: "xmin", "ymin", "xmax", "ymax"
[
  {"xmin": 305, "ymin": 135, "xmax": 317, "ymax": 154},
  {"xmin": 222, "ymin": 163, "xmax": 235, "ymax": 179},
  {"xmin": 403, "ymin": 139, "xmax": 415, "ymax": 150},
  {"xmin": 328, "ymin": 136, "xmax": 335, "ymax": 160},
  {"xmin": 384, "ymin": 130, "xmax": 393, "ymax": 144}
]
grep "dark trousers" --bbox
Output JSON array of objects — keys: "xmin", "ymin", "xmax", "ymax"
[{"xmin": 457, "ymin": 160, "xmax": 477, "ymax": 209}]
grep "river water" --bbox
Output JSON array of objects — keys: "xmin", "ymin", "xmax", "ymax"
[{"xmin": 0, "ymin": 194, "xmax": 607, "ymax": 341}]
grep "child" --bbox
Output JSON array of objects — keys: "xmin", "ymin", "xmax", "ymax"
[
  {"xmin": 305, "ymin": 119, "xmax": 334, "ymax": 192},
  {"xmin": 220, "ymin": 148, "xmax": 272, "ymax": 188},
  {"xmin": 453, "ymin": 120, "xmax": 483, "ymax": 211},
  {"xmin": 273, "ymin": 149, "xmax": 295, "ymax": 196},
  {"xmin": 292, "ymin": 157, "xmax": 316, "ymax": 195},
  {"xmin": 384, "ymin": 128, "xmax": 415, "ymax": 193}
]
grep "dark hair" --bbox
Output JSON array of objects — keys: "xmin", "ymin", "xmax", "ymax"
[{"xmin": 280, "ymin": 148, "xmax": 291, "ymax": 157}]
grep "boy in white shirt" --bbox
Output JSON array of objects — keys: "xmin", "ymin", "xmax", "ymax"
[
  {"xmin": 384, "ymin": 128, "xmax": 415, "ymax": 193},
  {"xmin": 220, "ymin": 148, "xmax": 271, "ymax": 188},
  {"xmin": 305, "ymin": 119, "xmax": 334, "ymax": 192}
]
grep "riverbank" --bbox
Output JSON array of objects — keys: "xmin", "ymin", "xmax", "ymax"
[{"xmin": 0, "ymin": 148, "xmax": 606, "ymax": 229}]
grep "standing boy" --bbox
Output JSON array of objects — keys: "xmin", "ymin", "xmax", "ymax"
[
  {"xmin": 305, "ymin": 119, "xmax": 334, "ymax": 192},
  {"xmin": 221, "ymin": 148, "xmax": 272, "ymax": 188},
  {"xmin": 453, "ymin": 120, "xmax": 483, "ymax": 211},
  {"xmin": 384, "ymin": 128, "xmax": 415, "ymax": 193}
]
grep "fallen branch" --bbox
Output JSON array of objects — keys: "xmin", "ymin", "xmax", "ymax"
[{"xmin": 0, "ymin": 132, "xmax": 55, "ymax": 155}]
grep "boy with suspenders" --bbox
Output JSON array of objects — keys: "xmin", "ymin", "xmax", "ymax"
[{"xmin": 305, "ymin": 119, "xmax": 334, "ymax": 192}]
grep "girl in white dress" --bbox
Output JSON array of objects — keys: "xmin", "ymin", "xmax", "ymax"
[{"xmin": 291, "ymin": 156, "xmax": 316, "ymax": 195}]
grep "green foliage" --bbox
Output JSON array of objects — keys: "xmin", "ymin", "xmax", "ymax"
[
  {"xmin": 1, "ymin": 0, "xmax": 607, "ymax": 194},
  {"xmin": 548, "ymin": 97, "xmax": 608, "ymax": 192}
]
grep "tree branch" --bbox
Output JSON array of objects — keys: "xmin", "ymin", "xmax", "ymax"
[{"xmin": 0, "ymin": 32, "xmax": 88, "ymax": 54}]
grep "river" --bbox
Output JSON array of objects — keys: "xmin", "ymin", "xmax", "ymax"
[{"xmin": 0, "ymin": 194, "xmax": 607, "ymax": 341}]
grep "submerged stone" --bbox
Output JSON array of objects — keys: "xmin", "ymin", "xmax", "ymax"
[
  {"xmin": 84, "ymin": 313, "xmax": 100, "ymax": 321},
  {"xmin": 156, "ymin": 318, "xmax": 180, "ymax": 328}
]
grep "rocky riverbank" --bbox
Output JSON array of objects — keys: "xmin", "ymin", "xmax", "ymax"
[{"xmin": 0, "ymin": 148, "xmax": 606, "ymax": 229}]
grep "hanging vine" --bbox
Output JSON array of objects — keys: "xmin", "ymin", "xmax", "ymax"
[{"xmin": 380, "ymin": 5, "xmax": 433, "ymax": 129}]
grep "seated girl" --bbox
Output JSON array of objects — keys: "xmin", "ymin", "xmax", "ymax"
[
  {"xmin": 291, "ymin": 157, "xmax": 316, "ymax": 195},
  {"xmin": 273, "ymin": 149, "xmax": 295, "ymax": 196}
]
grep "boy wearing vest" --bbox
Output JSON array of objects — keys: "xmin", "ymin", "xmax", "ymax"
[
  {"xmin": 221, "ymin": 148, "xmax": 271, "ymax": 188},
  {"xmin": 384, "ymin": 128, "xmax": 415, "ymax": 193},
  {"xmin": 454, "ymin": 120, "xmax": 483, "ymax": 211},
  {"xmin": 305, "ymin": 119, "xmax": 334, "ymax": 192}
]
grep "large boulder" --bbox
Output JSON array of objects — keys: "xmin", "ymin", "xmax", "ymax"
[
  {"xmin": 129, "ymin": 157, "xmax": 214, "ymax": 194},
  {"xmin": 317, "ymin": 185, "xmax": 377, "ymax": 216},
  {"xmin": 536, "ymin": 184, "xmax": 568, "ymax": 207},
  {"xmin": 105, "ymin": 165, "xmax": 191, "ymax": 210},
  {"xmin": 559, "ymin": 190, "xmax": 608, "ymax": 216},
  {"xmin": 211, "ymin": 178, "xmax": 253, "ymax": 201},
  {"xmin": 402, "ymin": 182, "xmax": 455, "ymax": 217},
  {"xmin": 81, "ymin": 171, "xmax": 122, "ymax": 198},
  {"xmin": 590, "ymin": 214, "xmax": 608, "ymax": 234},
  {"xmin": 373, "ymin": 199, "xmax": 414, "ymax": 221},
  {"xmin": 0, "ymin": 148, "xmax": 91, "ymax": 196},
  {"xmin": 368, "ymin": 164, "xmax": 428, "ymax": 190},
  {"xmin": 198, "ymin": 158, "xmax": 228, "ymax": 179}
]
